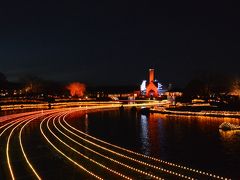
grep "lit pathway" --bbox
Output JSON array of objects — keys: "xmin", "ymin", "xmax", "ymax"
[{"xmin": 0, "ymin": 105, "xmax": 231, "ymax": 179}]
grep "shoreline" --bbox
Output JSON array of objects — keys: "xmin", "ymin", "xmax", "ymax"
[{"xmin": 150, "ymin": 108, "xmax": 240, "ymax": 118}]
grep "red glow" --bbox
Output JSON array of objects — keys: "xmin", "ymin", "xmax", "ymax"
[
  {"xmin": 146, "ymin": 69, "xmax": 158, "ymax": 97},
  {"xmin": 67, "ymin": 82, "xmax": 86, "ymax": 97}
]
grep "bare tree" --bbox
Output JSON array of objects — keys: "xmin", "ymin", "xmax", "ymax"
[{"xmin": 229, "ymin": 78, "xmax": 240, "ymax": 97}]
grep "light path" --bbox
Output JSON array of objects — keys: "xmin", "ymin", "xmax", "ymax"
[
  {"xmin": 0, "ymin": 104, "xmax": 231, "ymax": 180},
  {"xmin": 52, "ymin": 113, "xmax": 160, "ymax": 179},
  {"xmin": 56, "ymin": 114, "xmax": 172, "ymax": 179},
  {"xmin": 47, "ymin": 113, "xmax": 133, "ymax": 179},
  {"xmin": 62, "ymin": 115, "xmax": 224, "ymax": 179},
  {"xmin": 60, "ymin": 110, "xmax": 230, "ymax": 180},
  {"xmin": 19, "ymin": 117, "xmax": 42, "ymax": 180},
  {"xmin": 40, "ymin": 112, "xmax": 103, "ymax": 180},
  {"xmin": 1, "ymin": 110, "xmax": 61, "ymax": 179},
  {"xmin": 6, "ymin": 116, "xmax": 40, "ymax": 180}
]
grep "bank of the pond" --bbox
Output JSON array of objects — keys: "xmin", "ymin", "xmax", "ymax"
[{"xmin": 150, "ymin": 108, "xmax": 240, "ymax": 118}]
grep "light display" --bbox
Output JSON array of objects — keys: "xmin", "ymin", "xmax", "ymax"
[
  {"xmin": 140, "ymin": 80, "xmax": 147, "ymax": 95},
  {"xmin": 140, "ymin": 69, "xmax": 165, "ymax": 97}
]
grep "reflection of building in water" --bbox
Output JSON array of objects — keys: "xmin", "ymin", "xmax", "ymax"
[
  {"xmin": 84, "ymin": 113, "xmax": 89, "ymax": 133},
  {"xmin": 147, "ymin": 113, "xmax": 162, "ymax": 157},
  {"xmin": 140, "ymin": 115, "xmax": 150, "ymax": 156}
]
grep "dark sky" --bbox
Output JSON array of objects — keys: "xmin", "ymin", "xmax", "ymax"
[{"xmin": 0, "ymin": 1, "xmax": 239, "ymax": 86}]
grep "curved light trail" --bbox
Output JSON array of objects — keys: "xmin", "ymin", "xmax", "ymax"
[
  {"xmin": 0, "ymin": 104, "xmax": 231, "ymax": 180},
  {"xmin": 52, "ymin": 113, "xmax": 161, "ymax": 180},
  {"xmin": 62, "ymin": 114, "xmax": 228, "ymax": 180},
  {"xmin": 57, "ymin": 114, "xmax": 175, "ymax": 179},
  {"xmin": 48, "ymin": 113, "xmax": 133, "ymax": 180},
  {"xmin": 40, "ymin": 113, "xmax": 103, "ymax": 180},
  {"xmin": 19, "ymin": 118, "xmax": 42, "ymax": 180},
  {"xmin": 1, "ymin": 110, "xmax": 60, "ymax": 179},
  {"xmin": 6, "ymin": 116, "xmax": 39, "ymax": 180}
]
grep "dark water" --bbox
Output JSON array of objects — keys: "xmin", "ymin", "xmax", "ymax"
[{"xmin": 69, "ymin": 109, "xmax": 240, "ymax": 179}]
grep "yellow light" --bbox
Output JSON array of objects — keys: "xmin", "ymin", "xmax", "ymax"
[
  {"xmin": 19, "ymin": 118, "xmax": 42, "ymax": 179},
  {"xmin": 40, "ymin": 114, "xmax": 103, "ymax": 180}
]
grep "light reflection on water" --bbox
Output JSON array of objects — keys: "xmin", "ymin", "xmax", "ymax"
[
  {"xmin": 71, "ymin": 110, "xmax": 240, "ymax": 179},
  {"xmin": 140, "ymin": 115, "xmax": 150, "ymax": 156},
  {"xmin": 84, "ymin": 113, "xmax": 89, "ymax": 134},
  {"xmin": 219, "ymin": 130, "xmax": 240, "ymax": 140}
]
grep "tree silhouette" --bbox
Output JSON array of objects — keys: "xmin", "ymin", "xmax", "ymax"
[
  {"xmin": 229, "ymin": 78, "xmax": 240, "ymax": 97},
  {"xmin": 183, "ymin": 79, "xmax": 207, "ymax": 100},
  {"xmin": 0, "ymin": 72, "xmax": 7, "ymax": 89}
]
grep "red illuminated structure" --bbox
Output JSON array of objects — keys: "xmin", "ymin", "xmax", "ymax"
[
  {"xmin": 67, "ymin": 82, "xmax": 86, "ymax": 97},
  {"xmin": 146, "ymin": 69, "xmax": 159, "ymax": 98}
]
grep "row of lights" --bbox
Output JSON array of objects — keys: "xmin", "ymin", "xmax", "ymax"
[
  {"xmin": 62, "ymin": 110, "xmax": 231, "ymax": 180},
  {"xmin": 153, "ymin": 108, "xmax": 240, "ymax": 118},
  {"xmin": 19, "ymin": 116, "xmax": 43, "ymax": 180},
  {"xmin": 1, "ymin": 110, "xmax": 67, "ymax": 180},
  {"xmin": 40, "ymin": 113, "xmax": 103, "ymax": 180},
  {"xmin": 54, "ymin": 113, "xmax": 163, "ymax": 180},
  {"xmin": 0, "ymin": 105, "xmax": 232, "ymax": 180},
  {"xmin": 6, "ymin": 115, "xmax": 41, "ymax": 180},
  {"xmin": 0, "ymin": 111, "xmax": 42, "ymax": 123},
  {"xmin": 60, "ymin": 113, "xmax": 192, "ymax": 179},
  {"xmin": 47, "ymin": 113, "xmax": 132, "ymax": 180}
]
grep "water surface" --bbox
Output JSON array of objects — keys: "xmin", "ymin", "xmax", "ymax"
[{"xmin": 69, "ymin": 109, "xmax": 240, "ymax": 179}]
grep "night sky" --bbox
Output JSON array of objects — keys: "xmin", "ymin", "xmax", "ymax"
[{"xmin": 0, "ymin": 1, "xmax": 239, "ymax": 86}]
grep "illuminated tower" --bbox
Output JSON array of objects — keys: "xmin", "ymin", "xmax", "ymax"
[
  {"xmin": 140, "ymin": 69, "xmax": 165, "ymax": 98},
  {"xmin": 146, "ymin": 69, "xmax": 158, "ymax": 98},
  {"xmin": 149, "ymin": 69, "xmax": 154, "ymax": 82}
]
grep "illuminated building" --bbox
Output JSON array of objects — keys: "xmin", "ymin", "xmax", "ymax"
[
  {"xmin": 165, "ymin": 90, "xmax": 183, "ymax": 105},
  {"xmin": 140, "ymin": 80, "xmax": 147, "ymax": 96},
  {"xmin": 140, "ymin": 69, "xmax": 165, "ymax": 98}
]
